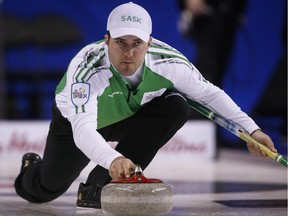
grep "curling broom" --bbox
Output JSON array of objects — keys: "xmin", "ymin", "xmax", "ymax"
[{"xmin": 187, "ymin": 98, "xmax": 287, "ymax": 168}]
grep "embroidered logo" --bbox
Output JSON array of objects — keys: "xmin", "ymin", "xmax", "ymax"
[
  {"xmin": 71, "ymin": 83, "xmax": 90, "ymax": 106},
  {"xmin": 121, "ymin": 15, "xmax": 142, "ymax": 23},
  {"xmin": 108, "ymin": 92, "xmax": 123, "ymax": 98}
]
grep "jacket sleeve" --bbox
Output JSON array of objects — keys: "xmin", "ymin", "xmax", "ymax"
[
  {"xmin": 172, "ymin": 63, "xmax": 259, "ymax": 134},
  {"xmin": 56, "ymin": 44, "xmax": 123, "ymax": 169}
]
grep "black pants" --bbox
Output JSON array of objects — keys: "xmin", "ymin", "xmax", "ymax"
[{"xmin": 14, "ymin": 90, "xmax": 190, "ymax": 203}]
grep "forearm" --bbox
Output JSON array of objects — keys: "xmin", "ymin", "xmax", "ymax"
[
  {"xmin": 206, "ymin": 90, "xmax": 259, "ymax": 134},
  {"xmin": 69, "ymin": 113, "xmax": 122, "ymax": 169}
]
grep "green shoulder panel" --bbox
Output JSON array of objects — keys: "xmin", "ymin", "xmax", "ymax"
[{"xmin": 55, "ymin": 73, "xmax": 67, "ymax": 94}]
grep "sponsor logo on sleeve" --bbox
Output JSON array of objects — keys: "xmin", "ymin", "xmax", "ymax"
[{"xmin": 71, "ymin": 83, "xmax": 90, "ymax": 106}]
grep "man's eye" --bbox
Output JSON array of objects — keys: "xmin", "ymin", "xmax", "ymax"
[
  {"xmin": 116, "ymin": 41, "xmax": 125, "ymax": 46},
  {"xmin": 134, "ymin": 41, "xmax": 143, "ymax": 47}
]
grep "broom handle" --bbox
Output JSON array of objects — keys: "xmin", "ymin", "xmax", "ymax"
[{"xmin": 187, "ymin": 98, "xmax": 287, "ymax": 168}]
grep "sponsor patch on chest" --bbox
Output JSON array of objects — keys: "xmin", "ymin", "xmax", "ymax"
[
  {"xmin": 71, "ymin": 83, "xmax": 90, "ymax": 106},
  {"xmin": 141, "ymin": 88, "xmax": 166, "ymax": 105}
]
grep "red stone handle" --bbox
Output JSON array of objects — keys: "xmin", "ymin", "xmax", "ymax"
[{"xmin": 110, "ymin": 165, "xmax": 163, "ymax": 183}]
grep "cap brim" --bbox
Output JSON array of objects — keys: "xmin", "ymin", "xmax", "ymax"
[{"xmin": 110, "ymin": 27, "xmax": 150, "ymax": 42}]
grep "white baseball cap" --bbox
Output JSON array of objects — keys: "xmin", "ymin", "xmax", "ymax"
[{"xmin": 107, "ymin": 2, "xmax": 152, "ymax": 42}]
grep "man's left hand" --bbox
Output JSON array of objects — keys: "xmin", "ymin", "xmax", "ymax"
[{"xmin": 247, "ymin": 129, "xmax": 277, "ymax": 158}]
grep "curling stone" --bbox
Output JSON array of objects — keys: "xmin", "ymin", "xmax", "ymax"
[{"xmin": 101, "ymin": 165, "xmax": 173, "ymax": 216}]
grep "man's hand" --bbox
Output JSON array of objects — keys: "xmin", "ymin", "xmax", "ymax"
[
  {"xmin": 185, "ymin": 0, "xmax": 211, "ymax": 16},
  {"xmin": 247, "ymin": 129, "xmax": 277, "ymax": 158},
  {"xmin": 109, "ymin": 156, "xmax": 135, "ymax": 180}
]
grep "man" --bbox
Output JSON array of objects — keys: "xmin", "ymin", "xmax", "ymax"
[
  {"xmin": 14, "ymin": 2, "xmax": 276, "ymax": 209},
  {"xmin": 177, "ymin": 0, "xmax": 247, "ymax": 87}
]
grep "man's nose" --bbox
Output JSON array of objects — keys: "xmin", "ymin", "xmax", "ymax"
[{"xmin": 124, "ymin": 46, "xmax": 134, "ymax": 57}]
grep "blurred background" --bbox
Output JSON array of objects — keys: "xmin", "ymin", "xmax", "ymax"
[{"xmin": 0, "ymin": 0, "xmax": 287, "ymax": 154}]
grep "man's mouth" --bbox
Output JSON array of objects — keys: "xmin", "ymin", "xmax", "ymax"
[
  {"xmin": 122, "ymin": 59, "xmax": 134, "ymax": 63},
  {"xmin": 122, "ymin": 61, "xmax": 133, "ymax": 65}
]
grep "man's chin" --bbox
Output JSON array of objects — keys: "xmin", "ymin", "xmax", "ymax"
[{"xmin": 119, "ymin": 68, "xmax": 135, "ymax": 76}]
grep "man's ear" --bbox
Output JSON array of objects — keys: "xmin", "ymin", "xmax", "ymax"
[
  {"xmin": 148, "ymin": 36, "xmax": 152, "ymax": 46},
  {"xmin": 104, "ymin": 34, "xmax": 109, "ymax": 45}
]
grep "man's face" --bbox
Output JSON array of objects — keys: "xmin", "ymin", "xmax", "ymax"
[{"xmin": 105, "ymin": 34, "xmax": 151, "ymax": 76}]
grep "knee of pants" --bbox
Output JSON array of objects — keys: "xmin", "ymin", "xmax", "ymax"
[
  {"xmin": 161, "ymin": 91, "xmax": 190, "ymax": 123},
  {"xmin": 15, "ymin": 163, "xmax": 68, "ymax": 203}
]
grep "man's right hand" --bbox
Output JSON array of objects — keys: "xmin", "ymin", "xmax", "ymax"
[{"xmin": 109, "ymin": 156, "xmax": 135, "ymax": 180}]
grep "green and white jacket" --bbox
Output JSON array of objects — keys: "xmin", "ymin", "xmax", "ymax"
[{"xmin": 55, "ymin": 38, "xmax": 259, "ymax": 169}]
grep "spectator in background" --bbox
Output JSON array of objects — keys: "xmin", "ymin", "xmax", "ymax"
[
  {"xmin": 252, "ymin": 6, "xmax": 287, "ymax": 141},
  {"xmin": 177, "ymin": 0, "xmax": 247, "ymax": 87}
]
